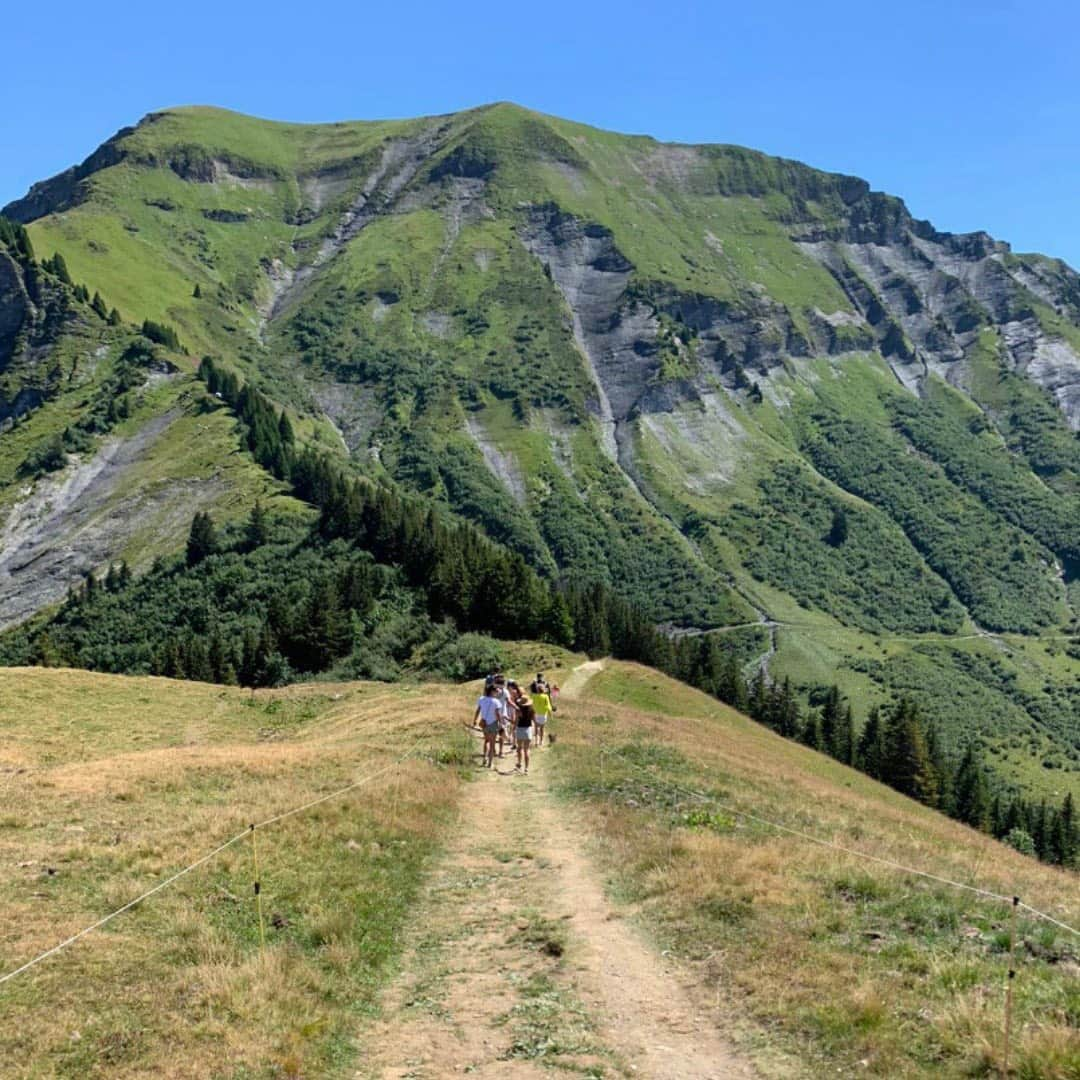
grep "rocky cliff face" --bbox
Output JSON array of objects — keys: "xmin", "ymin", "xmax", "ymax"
[
  {"xmin": 0, "ymin": 249, "xmax": 30, "ymax": 372},
  {"xmin": 0, "ymin": 244, "xmax": 75, "ymax": 427}
]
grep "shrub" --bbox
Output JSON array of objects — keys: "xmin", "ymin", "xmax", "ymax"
[
  {"xmin": 20, "ymin": 434, "xmax": 66, "ymax": 476},
  {"xmin": 421, "ymin": 632, "xmax": 506, "ymax": 681}
]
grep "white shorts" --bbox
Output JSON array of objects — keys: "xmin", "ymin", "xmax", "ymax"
[
  {"xmin": 515, "ymin": 727, "xmax": 532, "ymax": 743},
  {"xmin": 535, "ymin": 713, "xmax": 548, "ymax": 726}
]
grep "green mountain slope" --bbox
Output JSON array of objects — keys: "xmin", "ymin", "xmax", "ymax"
[{"xmin": 3, "ymin": 102, "xmax": 1080, "ymax": 803}]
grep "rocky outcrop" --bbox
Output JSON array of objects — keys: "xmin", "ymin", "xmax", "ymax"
[
  {"xmin": 0, "ymin": 245, "xmax": 80, "ymax": 428},
  {"xmin": 0, "ymin": 410, "xmax": 206, "ymax": 629},
  {"xmin": 798, "ymin": 223, "xmax": 1080, "ymax": 425},
  {"xmin": 2, "ymin": 130, "xmax": 132, "ymax": 223},
  {"xmin": 264, "ymin": 121, "xmax": 461, "ymax": 326},
  {"xmin": 520, "ymin": 205, "xmax": 647, "ymax": 437},
  {"xmin": 0, "ymin": 249, "xmax": 31, "ymax": 365}
]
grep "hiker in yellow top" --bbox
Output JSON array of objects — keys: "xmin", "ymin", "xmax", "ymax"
[{"xmin": 532, "ymin": 686, "xmax": 553, "ymax": 746}]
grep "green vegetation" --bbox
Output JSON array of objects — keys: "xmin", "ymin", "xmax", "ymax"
[
  {"xmin": 0, "ymin": 513, "xmax": 431, "ymax": 683},
  {"xmin": 888, "ymin": 381, "xmax": 1080, "ymax": 569},
  {"xmin": 966, "ymin": 327, "xmax": 1080, "ymax": 490},
  {"xmin": 797, "ymin": 405, "xmax": 1064, "ymax": 632},
  {"xmin": 726, "ymin": 460, "xmax": 964, "ymax": 633}
]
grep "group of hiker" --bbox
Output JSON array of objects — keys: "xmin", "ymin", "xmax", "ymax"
[{"xmin": 473, "ymin": 672, "xmax": 559, "ymax": 773}]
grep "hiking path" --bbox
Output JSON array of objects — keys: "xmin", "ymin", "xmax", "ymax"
[{"xmin": 358, "ymin": 661, "xmax": 756, "ymax": 1079}]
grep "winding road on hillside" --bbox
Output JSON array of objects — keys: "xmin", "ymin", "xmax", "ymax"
[{"xmin": 359, "ymin": 661, "xmax": 756, "ymax": 1079}]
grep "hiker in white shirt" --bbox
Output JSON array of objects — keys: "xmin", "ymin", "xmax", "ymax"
[{"xmin": 473, "ymin": 683, "xmax": 504, "ymax": 768}]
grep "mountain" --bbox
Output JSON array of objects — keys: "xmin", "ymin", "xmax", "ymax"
[{"xmin": 2, "ymin": 103, "xmax": 1079, "ymax": 805}]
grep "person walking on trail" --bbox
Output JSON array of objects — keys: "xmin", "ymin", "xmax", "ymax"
[
  {"xmin": 474, "ymin": 683, "xmax": 504, "ymax": 768},
  {"xmin": 514, "ymin": 692, "xmax": 535, "ymax": 773},
  {"xmin": 532, "ymin": 684, "xmax": 553, "ymax": 746},
  {"xmin": 494, "ymin": 675, "xmax": 515, "ymax": 758}
]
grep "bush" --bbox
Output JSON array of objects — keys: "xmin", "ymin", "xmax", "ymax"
[
  {"xmin": 1005, "ymin": 827, "xmax": 1036, "ymax": 856},
  {"xmin": 421, "ymin": 632, "xmax": 506, "ymax": 681},
  {"xmin": 20, "ymin": 434, "xmax": 66, "ymax": 476}
]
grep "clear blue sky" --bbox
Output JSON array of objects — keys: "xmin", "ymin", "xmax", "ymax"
[{"xmin": 4, "ymin": 0, "xmax": 1078, "ymax": 265}]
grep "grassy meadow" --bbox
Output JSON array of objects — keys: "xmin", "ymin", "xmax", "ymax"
[{"xmin": 0, "ymin": 668, "xmax": 471, "ymax": 1078}]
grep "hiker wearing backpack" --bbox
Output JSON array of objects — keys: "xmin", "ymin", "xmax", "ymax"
[{"xmin": 473, "ymin": 682, "xmax": 504, "ymax": 768}]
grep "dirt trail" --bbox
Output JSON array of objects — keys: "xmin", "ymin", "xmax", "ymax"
[
  {"xmin": 559, "ymin": 657, "xmax": 605, "ymax": 699},
  {"xmin": 360, "ymin": 663, "xmax": 755, "ymax": 1079}
]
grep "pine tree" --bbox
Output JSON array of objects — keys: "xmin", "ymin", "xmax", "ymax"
[
  {"xmin": 208, "ymin": 630, "xmax": 236, "ymax": 685},
  {"xmin": 246, "ymin": 501, "xmax": 269, "ymax": 549},
  {"xmin": 800, "ymin": 710, "xmax": 822, "ymax": 750},
  {"xmin": 192, "ymin": 283, "xmax": 202, "ymax": 299},
  {"xmin": 50, "ymin": 252, "xmax": 72, "ymax": 284},
  {"xmin": 856, "ymin": 706, "xmax": 885, "ymax": 779},
  {"xmin": 183, "ymin": 635, "xmax": 213, "ymax": 683},
  {"xmin": 951, "ymin": 745, "xmax": 990, "ymax": 831},
  {"xmin": 881, "ymin": 698, "xmax": 938, "ymax": 804},
  {"xmin": 186, "ymin": 511, "xmax": 218, "ymax": 567},
  {"xmin": 826, "ymin": 505, "xmax": 849, "ymax": 547},
  {"xmin": 839, "ymin": 704, "xmax": 856, "ymax": 766},
  {"xmin": 776, "ymin": 677, "xmax": 800, "ymax": 738},
  {"xmin": 924, "ymin": 723, "xmax": 949, "ymax": 810},
  {"xmin": 820, "ymin": 685, "xmax": 841, "ymax": 757},
  {"xmin": 1032, "ymin": 800, "xmax": 1050, "ymax": 860},
  {"xmin": 239, "ymin": 628, "xmax": 260, "ymax": 688},
  {"xmin": 160, "ymin": 640, "xmax": 182, "ymax": 679},
  {"xmin": 108, "ymin": 307, "xmax": 122, "ymax": 326},
  {"xmin": 990, "ymin": 794, "xmax": 1004, "ymax": 837},
  {"xmin": 718, "ymin": 654, "xmax": 749, "ymax": 712},
  {"xmin": 91, "ymin": 291, "xmax": 108, "ymax": 319},
  {"xmin": 254, "ymin": 621, "xmax": 278, "ymax": 687},
  {"xmin": 278, "ymin": 410, "xmax": 295, "ymax": 446},
  {"xmin": 1056, "ymin": 793, "xmax": 1076, "ymax": 866},
  {"xmin": 541, "ymin": 591, "xmax": 574, "ymax": 647},
  {"xmin": 749, "ymin": 674, "xmax": 768, "ymax": 724}
]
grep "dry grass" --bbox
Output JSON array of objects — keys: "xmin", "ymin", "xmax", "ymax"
[
  {"xmin": 556, "ymin": 662, "xmax": 1080, "ymax": 1079},
  {"xmin": 0, "ymin": 667, "xmax": 471, "ymax": 1078}
]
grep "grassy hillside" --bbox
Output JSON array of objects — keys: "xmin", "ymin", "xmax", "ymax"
[
  {"xmin": 0, "ymin": 662, "xmax": 1076, "ymax": 1077},
  {"xmin": 556, "ymin": 662, "xmax": 1079, "ymax": 1078},
  {"xmin": 0, "ymin": 667, "xmax": 473, "ymax": 1077}
]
